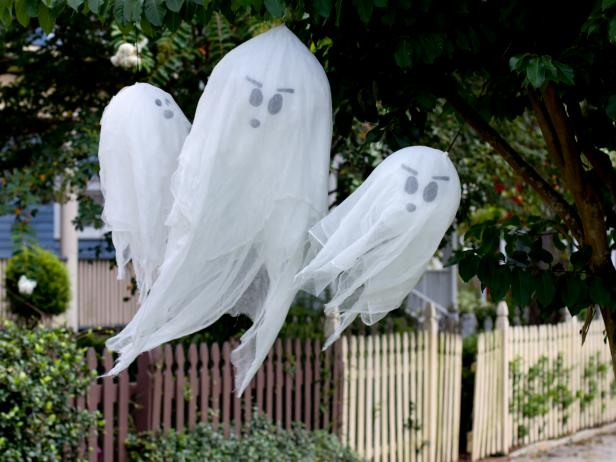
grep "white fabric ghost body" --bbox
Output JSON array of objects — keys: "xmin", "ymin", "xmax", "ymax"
[
  {"xmin": 98, "ymin": 83, "xmax": 191, "ymax": 299},
  {"xmin": 106, "ymin": 26, "xmax": 332, "ymax": 394},
  {"xmin": 296, "ymin": 146, "xmax": 461, "ymax": 347}
]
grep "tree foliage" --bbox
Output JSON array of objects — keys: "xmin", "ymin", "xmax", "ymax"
[{"xmin": 2, "ymin": 0, "xmax": 616, "ymax": 368}]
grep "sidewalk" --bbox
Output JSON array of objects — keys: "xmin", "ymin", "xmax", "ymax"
[{"xmin": 509, "ymin": 431, "xmax": 616, "ymax": 461}]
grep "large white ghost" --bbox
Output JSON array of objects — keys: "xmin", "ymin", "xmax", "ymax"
[
  {"xmin": 295, "ymin": 146, "xmax": 461, "ymax": 347},
  {"xmin": 106, "ymin": 26, "xmax": 332, "ymax": 394},
  {"xmin": 98, "ymin": 83, "xmax": 191, "ymax": 299}
]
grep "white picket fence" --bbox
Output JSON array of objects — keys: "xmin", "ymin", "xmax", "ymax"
[
  {"xmin": 341, "ymin": 305, "xmax": 463, "ymax": 462},
  {"xmin": 472, "ymin": 302, "xmax": 616, "ymax": 460}
]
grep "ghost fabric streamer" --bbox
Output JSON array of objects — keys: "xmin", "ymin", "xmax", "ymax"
[
  {"xmin": 105, "ymin": 26, "xmax": 333, "ymax": 395},
  {"xmin": 98, "ymin": 83, "xmax": 191, "ymax": 301},
  {"xmin": 295, "ymin": 146, "xmax": 461, "ymax": 348}
]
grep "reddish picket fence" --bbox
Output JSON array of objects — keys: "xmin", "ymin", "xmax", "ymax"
[{"xmin": 78, "ymin": 338, "xmax": 344, "ymax": 462}]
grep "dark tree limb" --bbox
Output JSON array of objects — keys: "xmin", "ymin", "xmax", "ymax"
[
  {"xmin": 442, "ymin": 87, "xmax": 584, "ymax": 241},
  {"xmin": 527, "ymin": 87, "xmax": 564, "ymax": 170}
]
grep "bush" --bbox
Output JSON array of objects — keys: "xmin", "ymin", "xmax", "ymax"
[
  {"xmin": 0, "ymin": 321, "xmax": 98, "ymax": 461},
  {"xmin": 125, "ymin": 415, "xmax": 361, "ymax": 462},
  {"xmin": 5, "ymin": 245, "xmax": 71, "ymax": 320}
]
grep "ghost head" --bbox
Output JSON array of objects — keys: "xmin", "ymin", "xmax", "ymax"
[
  {"xmin": 106, "ymin": 27, "xmax": 332, "ymax": 395},
  {"xmin": 98, "ymin": 83, "xmax": 191, "ymax": 298},
  {"xmin": 296, "ymin": 146, "xmax": 461, "ymax": 346}
]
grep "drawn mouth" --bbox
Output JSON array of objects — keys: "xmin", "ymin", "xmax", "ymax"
[
  {"xmin": 250, "ymin": 118, "xmax": 261, "ymax": 128},
  {"xmin": 406, "ymin": 203, "xmax": 416, "ymax": 213}
]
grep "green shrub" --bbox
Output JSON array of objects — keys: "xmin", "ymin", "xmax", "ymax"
[
  {"xmin": 5, "ymin": 245, "xmax": 71, "ymax": 320},
  {"xmin": 125, "ymin": 415, "xmax": 361, "ymax": 462},
  {"xmin": 0, "ymin": 321, "xmax": 98, "ymax": 461}
]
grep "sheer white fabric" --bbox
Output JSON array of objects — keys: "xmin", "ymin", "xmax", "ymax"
[
  {"xmin": 105, "ymin": 26, "xmax": 332, "ymax": 394},
  {"xmin": 98, "ymin": 83, "xmax": 190, "ymax": 300},
  {"xmin": 295, "ymin": 146, "xmax": 461, "ymax": 347}
]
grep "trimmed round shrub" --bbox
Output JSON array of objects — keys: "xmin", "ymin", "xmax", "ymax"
[
  {"xmin": 125, "ymin": 415, "xmax": 361, "ymax": 462},
  {"xmin": 5, "ymin": 245, "xmax": 70, "ymax": 320},
  {"xmin": 0, "ymin": 321, "xmax": 98, "ymax": 461}
]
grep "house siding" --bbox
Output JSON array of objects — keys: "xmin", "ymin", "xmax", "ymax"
[{"xmin": 0, "ymin": 203, "xmax": 113, "ymax": 259}]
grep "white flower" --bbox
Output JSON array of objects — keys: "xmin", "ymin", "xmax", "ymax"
[
  {"xmin": 18, "ymin": 275, "xmax": 37, "ymax": 296},
  {"xmin": 110, "ymin": 40, "xmax": 147, "ymax": 69}
]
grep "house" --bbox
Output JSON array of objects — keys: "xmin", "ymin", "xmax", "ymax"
[
  {"xmin": 0, "ymin": 195, "xmax": 139, "ymax": 328},
  {"xmin": 0, "ymin": 195, "xmax": 457, "ymax": 330}
]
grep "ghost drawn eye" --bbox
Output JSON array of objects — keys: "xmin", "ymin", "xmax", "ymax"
[
  {"xmin": 268, "ymin": 94, "xmax": 283, "ymax": 114},
  {"xmin": 249, "ymin": 88, "xmax": 263, "ymax": 107},
  {"xmin": 423, "ymin": 181, "xmax": 438, "ymax": 202},
  {"xmin": 405, "ymin": 176, "xmax": 418, "ymax": 195}
]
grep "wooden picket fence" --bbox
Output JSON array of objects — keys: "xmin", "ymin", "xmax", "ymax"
[
  {"xmin": 471, "ymin": 302, "xmax": 616, "ymax": 460},
  {"xmin": 78, "ymin": 338, "xmax": 344, "ymax": 462},
  {"xmin": 341, "ymin": 305, "xmax": 463, "ymax": 462}
]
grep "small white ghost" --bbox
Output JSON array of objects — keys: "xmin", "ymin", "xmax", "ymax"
[
  {"xmin": 17, "ymin": 275, "xmax": 37, "ymax": 296},
  {"xmin": 295, "ymin": 146, "xmax": 461, "ymax": 347},
  {"xmin": 98, "ymin": 83, "xmax": 191, "ymax": 300},
  {"xmin": 105, "ymin": 26, "xmax": 332, "ymax": 394}
]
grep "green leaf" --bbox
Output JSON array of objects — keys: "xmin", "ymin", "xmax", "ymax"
[
  {"xmin": 602, "ymin": 0, "xmax": 616, "ymax": 10},
  {"xmin": 480, "ymin": 226, "xmax": 500, "ymax": 254},
  {"xmin": 488, "ymin": 265, "xmax": 511, "ymax": 302},
  {"xmin": 374, "ymin": 0, "xmax": 386, "ymax": 6},
  {"xmin": 526, "ymin": 56, "xmax": 546, "ymax": 88},
  {"xmin": 553, "ymin": 60, "xmax": 574, "ymax": 85},
  {"xmin": 163, "ymin": 9, "xmax": 180, "ymax": 30},
  {"xmin": 37, "ymin": 3, "xmax": 55, "ymax": 33},
  {"xmin": 88, "ymin": 0, "xmax": 103, "ymax": 13},
  {"xmin": 562, "ymin": 273, "xmax": 583, "ymax": 307},
  {"xmin": 353, "ymin": 0, "xmax": 373, "ymax": 23},
  {"xmin": 0, "ymin": 5, "xmax": 12, "ymax": 28},
  {"xmin": 607, "ymin": 95, "xmax": 616, "ymax": 121},
  {"xmin": 590, "ymin": 277, "xmax": 612, "ymax": 306},
  {"xmin": 535, "ymin": 271, "xmax": 556, "ymax": 306},
  {"xmin": 458, "ymin": 254, "xmax": 479, "ymax": 282},
  {"xmin": 394, "ymin": 39, "xmax": 412, "ymax": 69},
  {"xmin": 14, "ymin": 0, "xmax": 29, "ymax": 26},
  {"xmin": 511, "ymin": 269, "xmax": 532, "ymax": 308},
  {"xmin": 570, "ymin": 246, "xmax": 592, "ymax": 269},
  {"xmin": 165, "ymin": 0, "xmax": 184, "ymax": 13},
  {"xmin": 124, "ymin": 0, "xmax": 143, "ymax": 22},
  {"xmin": 313, "ymin": 0, "xmax": 332, "ymax": 17},
  {"xmin": 67, "ymin": 0, "xmax": 84, "ymax": 10},
  {"xmin": 264, "ymin": 0, "xmax": 283, "ymax": 17},
  {"xmin": 144, "ymin": 0, "xmax": 164, "ymax": 25},
  {"xmin": 610, "ymin": 16, "xmax": 616, "ymax": 44}
]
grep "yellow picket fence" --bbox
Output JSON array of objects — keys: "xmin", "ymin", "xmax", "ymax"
[
  {"xmin": 341, "ymin": 305, "xmax": 463, "ymax": 462},
  {"xmin": 472, "ymin": 302, "xmax": 616, "ymax": 460}
]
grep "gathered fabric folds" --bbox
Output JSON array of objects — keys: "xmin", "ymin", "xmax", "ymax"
[
  {"xmin": 295, "ymin": 146, "xmax": 461, "ymax": 347},
  {"xmin": 98, "ymin": 83, "xmax": 191, "ymax": 300},
  {"xmin": 105, "ymin": 26, "xmax": 332, "ymax": 395}
]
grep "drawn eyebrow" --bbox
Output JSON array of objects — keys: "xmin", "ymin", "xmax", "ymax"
[
  {"xmin": 277, "ymin": 88, "xmax": 295, "ymax": 93},
  {"xmin": 246, "ymin": 76, "xmax": 262, "ymax": 88},
  {"xmin": 401, "ymin": 164, "xmax": 418, "ymax": 175},
  {"xmin": 432, "ymin": 176, "xmax": 450, "ymax": 181}
]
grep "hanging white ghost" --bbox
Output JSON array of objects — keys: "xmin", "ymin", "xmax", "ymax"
[
  {"xmin": 105, "ymin": 26, "xmax": 332, "ymax": 394},
  {"xmin": 98, "ymin": 83, "xmax": 191, "ymax": 299},
  {"xmin": 295, "ymin": 146, "xmax": 461, "ymax": 347}
]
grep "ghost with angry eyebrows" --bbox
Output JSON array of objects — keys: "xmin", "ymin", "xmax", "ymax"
[
  {"xmin": 106, "ymin": 26, "xmax": 333, "ymax": 394},
  {"xmin": 295, "ymin": 146, "xmax": 461, "ymax": 347}
]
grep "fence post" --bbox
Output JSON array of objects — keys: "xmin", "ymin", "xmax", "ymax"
[
  {"xmin": 425, "ymin": 303, "xmax": 438, "ymax": 462},
  {"xmin": 134, "ymin": 351, "xmax": 154, "ymax": 432},
  {"xmin": 496, "ymin": 301, "xmax": 510, "ymax": 455}
]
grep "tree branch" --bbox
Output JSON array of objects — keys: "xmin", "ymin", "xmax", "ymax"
[
  {"xmin": 527, "ymin": 87, "xmax": 564, "ymax": 169},
  {"xmin": 542, "ymin": 83, "xmax": 610, "ymax": 267},
  {"xmin": 563, "ymin": 95, "xmax": 616, "ymax": 203},
  {"xmin": 442, "ymin": 88, "xmax": 583, "ymax": 241}
]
